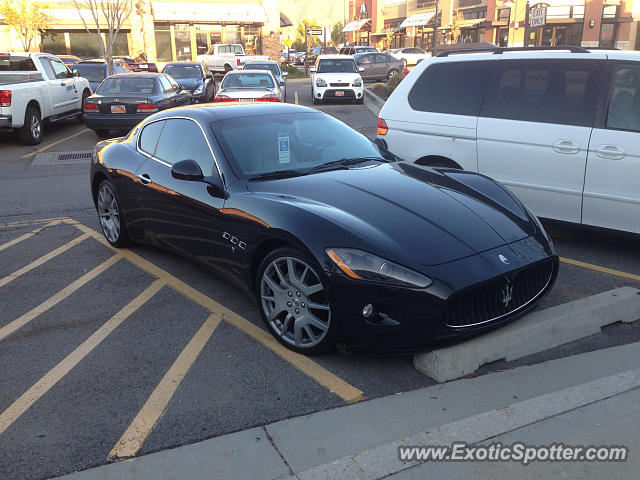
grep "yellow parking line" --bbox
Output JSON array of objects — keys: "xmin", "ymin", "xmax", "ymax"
[
  {"xmin": 0, "ymin": 280, "xmax": 164, "ymax": 436},
  {"xmin": 560, "ymin": 257, "xmax": 640, "ymax": 282},
  {"xmin": 63, "ymin": 218, "xmax": 365, "ymax": 404},
  {"xmin": 0, "ymin": 233, "xmax": 89, "ymax": 289},
  {"xmin": 0, "ymin": 219, "xmax": 62, "ymax": 252},
  {"xmin": 0, "ymin": 217, "xmax": 66, "ymax": 229},
  {"xmin": 0, "ymin": 255, "xmax": 120, "ymax": 342},
  {"xmin": 20, "ymin": 128, "xmax": 90, "ymax": 159},
  {"xmin": 110, "ymin": 313, "xmax": 221, "ymax": 459}
]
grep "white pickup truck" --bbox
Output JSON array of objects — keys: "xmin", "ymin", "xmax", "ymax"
[
  {"xmin": 196, "ymin": 44, "xmax": 269, "ymax": 74},
  {"xmin": 0, "ymin": 52, "xmax": 91, "ymax": 145}
]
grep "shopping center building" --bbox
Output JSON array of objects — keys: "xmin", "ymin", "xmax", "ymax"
[
  {"xmin": 0, "ymin": 0, "xmax": 292, "ymax": 61},
  {"xmin": 345, "ymin": 0, "xmax": 639, "ymax": 51}
]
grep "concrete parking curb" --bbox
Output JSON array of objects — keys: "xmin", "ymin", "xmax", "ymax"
[
  {"xmin": 414, "ymin": 286, "xmax": 640, "ymax": 382},
  {"xmin": 364, "ymin": 87, "xmax": 384, "ymax": 117}
]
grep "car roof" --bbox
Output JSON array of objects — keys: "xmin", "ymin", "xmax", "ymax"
[
  {"xmin": 245, "ymin": 60, "xmax": 278, "ymax": 65},
  {"xmin": 226, "ymin": 69, "xmax": 275, "ymax": 75},
  {"xmin": 163, "ymin": 61, "xmax": 201, "ymax": 66},
  {"xmin": 106, "ymin": 72, "xmax": 162, "ymax": 78},
  {"xmin": 76, "ymin": 58, "xmax": 124, "ymax": 64},
  {"xmin": 318, "ymin": 55, "xmax": 354, "ymax": 60},
  {"xmin": 151, "ymin": 103, "xmax": 317, "ymax": 123}
]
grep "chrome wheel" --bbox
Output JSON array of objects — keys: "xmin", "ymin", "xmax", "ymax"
[
  {"xmin": 97, "ymin": 184, "xmax": 121, "ymax": 244},
  {"xmin": 30, "ymin": 114, "xmax": 41, "ymax": 141},
  {"xmin": 260, "ymin": 256, "xmax": 331, "ymax": 348}
]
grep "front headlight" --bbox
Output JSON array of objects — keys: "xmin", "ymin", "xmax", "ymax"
[
  {"xmin": 193, "ymin": 85, "xmax": 204, "ymax": 95},
  {"xmin": 326, "ymin": 248, "xmax": 432, "ymax": 288},
  {"xmin": 352, "ymin": 78, "xmax": 362, "ymax": 87},
  {"xmin": 316, "ymin": 78, "xmax": 327, "ymax": 87}
]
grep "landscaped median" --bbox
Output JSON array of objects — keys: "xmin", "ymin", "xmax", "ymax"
[{"xmin": 364, "ymin": 72, "xmax": 404, "ymax": 116}]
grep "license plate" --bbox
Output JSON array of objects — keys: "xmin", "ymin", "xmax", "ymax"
[
  {"xmin": 138, "ymin": 64, "xmax": 148, "ymax": 69},
  {"xmin": 111, "ymin": 104, "xmax": 126, "ymax": 113},
  {"xmin": 335, "ymin": 91, "xmax": 344, "ymax": 97}
]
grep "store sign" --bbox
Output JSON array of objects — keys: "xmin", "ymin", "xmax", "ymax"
[{"xmin": 529, "ymin": 7, "xmax": 547, "ymax": 27}]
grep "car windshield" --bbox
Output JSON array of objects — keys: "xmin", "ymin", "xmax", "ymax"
[
  {"xmin": 74, "ymin": 64, "xmax": 106, "ymax": 82},
  {"xmin": 221, "ymin": 72, "xmax": 274, "ymax": 89},
  {"xmin": 97, "ymin": 77, "xmax": 155, "ymax": 94},
  {"xmin": 213, "ymin": 112, "xmax": 384, "ymax": 178},
  {"xmin": 162, "ymin": 64, "xmax": 202, "ymax": 79},
  {"xmin": 317, "ymin": 59, "xmax": 357, "ymax": 73},
  {"xmin": 245, "ymin": 63, "xmax": 279, "ymax": 78}
]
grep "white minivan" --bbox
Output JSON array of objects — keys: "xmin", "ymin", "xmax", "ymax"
[{"xmin": 378, "ymin": 47, "xmax": 640, "ymax": 234}]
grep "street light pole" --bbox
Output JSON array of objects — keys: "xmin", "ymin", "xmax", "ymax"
[{"xmin": 433, "ymin": 0, "xmax": 439, "ymax": 56}]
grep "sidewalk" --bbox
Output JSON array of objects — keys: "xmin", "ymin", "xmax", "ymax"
[{"xmin": 58, "ymin": 341, "xmax": 640, "ymax": 480}]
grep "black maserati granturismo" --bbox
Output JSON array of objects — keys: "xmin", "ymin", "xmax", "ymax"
[{"xmin": 90, "ymin": 103, "xmax": 558, "ymax": 354}]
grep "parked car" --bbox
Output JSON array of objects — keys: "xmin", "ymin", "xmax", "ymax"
[
  {"xmin": 243, "ymin": 60, "xmax": 288, "ymax": 102},
  {"xmin": 114, "ymin": 54, "xmax": 158, "ymax": 72},
  {"xmin": 389, "ymin": 47, "xmax": 431, "ymax": 66},
  {"xmin": 281, "ymin": 49, "xmax": 297, "ymax": 62},
  {"xmin": 71, "ymin": 58, "xmax": 132, "ymax": 91},
  {"xmin": 214, "ymin": 70, "xmax": 282, "ymax": 103},
  {"xmin": 378, "ymin": 46, "xmax": 640, "ymax": 234},
  {"xmin": 90, "ymin": 102, "xmax": 558, "ymax": 354},
  {"xmin": 293, "ymin": 52, "xmax": 306, "ymax": 66},
  {"xmin": 161, "ymin": 61, "xmax": 215, "ymax": 103},
  {"xmin": 82, "ymin": 72, "xmax": 190, "ymax": 138},
  {"xmin": 306, "ymin": 46, "xmax": 339, "ymax": 66},
  {"xmin": 197, "ymin": 43, "xmax": 268, "ymax": 74},
  {"xmin": 56, "ymin": 55, "xmax": 82, "ymax": 68},
  {"xmin": 0, "ymin": 52, "xmax": 91, "ymax": 145},
  {"xmin": 310, "ymin": 55, "xmax": 364, "ymax": 104},
  {"xmin": 339, "ymin": 46, "xmax": 378, "ymax": 56},
  {"xmin": 353, "ymin": 52, "xmax": 404, "ymax": 82}
]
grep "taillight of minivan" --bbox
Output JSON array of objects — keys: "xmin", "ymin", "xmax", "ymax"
[{"xmin": 377, "ymin": 118, "xmax": 388, "ymax": 136}]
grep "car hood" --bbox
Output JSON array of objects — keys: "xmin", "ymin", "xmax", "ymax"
[
  {"xmin": 247, "ymin": 162, "xmax": 535, "ymax": 267},
  {"xmin": 174, "ymin": 78, "xmax": 202, "ymax": 90},
  {"xmin": 315, "ymin": 72, "xmax": 361, "ymax": 82}
]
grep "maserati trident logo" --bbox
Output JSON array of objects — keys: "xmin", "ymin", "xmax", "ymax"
[
  {"xmin": 501, "ymin": 277, "xmax": 513, "ymax": 309},
  {"xmin": 498, "ymin": 254, "xmax": 510, "ymax": 264}
]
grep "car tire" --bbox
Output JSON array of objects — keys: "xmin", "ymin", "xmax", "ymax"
[
  {"xmin": 96, "ymin": 179, "xmax": 130, "ymax": 248},
  {"xmin": 224, "ymin": 64, "xmax": 233, "ymax": 73},
  {"xmin": 387, "ymin": 69, "xmax": 399, "ymax": 81},
  {"xmin": 355, "ymin": 97, "xmax": 364, "ymax": 105},
  {"xmin": 79, "ymin": 90, "xmax": 90, "ymax": 123},
  {"xmin": 94, "ymin": 129, "xmax": 110, "ymax": 138},
  {"xmin": 256, "ymin": 247, "xmax": 335, "ymax": 355},
  {"xmin": 18, "ymin": 106, "xmax": 42, "ymax": 145}
]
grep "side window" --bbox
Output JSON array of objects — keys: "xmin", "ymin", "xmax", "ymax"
[
  {"xmin": 606, "ymin": 64, "xmax": 640, "ymax": 132},
  {"xmin": 40, "ymin": 59, "xmax": 56, "ymax": 80},
  {"xmin": 408, "ymin": 61, "xmax": 493, "ymax": 116},
  {"xmin": 154, "ymin": 119, "xmax": 215, "ymax": 176},
  {"xmin": 49, "ymin": 58, "xmax": 69, "ymax": 79},
  {"xmin": 139, "ymin": 120, "xmax": 165, "ymax": 156},
  {"xmin": 481, "ymin": 60, "xmax": 602, "ymax": 127},
  {"xmin": 158, "ymin": 75, "xmax": 172, "ymax": 93},
  {"xmin": 375, "ymin": 54, "xmax": 388, "ymax": 63},
  {"xmin": 219, "ymin": 45, "xmax": 229, "ymax": 54}
]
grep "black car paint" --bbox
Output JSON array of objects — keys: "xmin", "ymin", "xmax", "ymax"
[
  {"xmin": 82, "ymin": 73, "xmax": 191, "ymax": 131},
  {"xmin": 90, "ymin": 104, "xmax": 558, "ymax": 350},
  {"xmin": 161, "ymin": 62, "xmax": 216, "ymax": 103}
]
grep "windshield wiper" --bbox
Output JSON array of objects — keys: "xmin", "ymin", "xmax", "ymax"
[
  {"xmin": 248, "ymin": 169, "xmax": 307, "ymax": 181},
  {"xmin": 306, "ymin": 156, "xmax": 390, "ymax": 173}
]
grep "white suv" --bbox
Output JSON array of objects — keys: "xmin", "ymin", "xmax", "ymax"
[
  {"xmin": 311, "ymin": 55, "xmax": 364, "ymax": 104},
  {"xmin": 378, "ymin": 47, "xmax": 640, "ymax": 234}
]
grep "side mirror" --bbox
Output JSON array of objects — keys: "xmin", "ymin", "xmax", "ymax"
[
  {"xmin": 282, "ymin": 71, "xmax": 288, "ymax": 77},
  {"xmin": 358, "ymin": 67, "xmax": 365, "ymax": 72},
  {"xmin": 309, "ymin": 67, "xmax": 316, "ymax": 73},
  {"xmin": 171, "ymin": 159, "xmax": 203, "ymax": 182},
  {"xmin": 72, "ymin": 69, "xmax": 79, "ymax": 77}
]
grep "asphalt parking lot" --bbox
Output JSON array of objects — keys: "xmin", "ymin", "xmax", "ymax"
[{"xmin": 1, "ymin": 79, "xmax": 639, "ymax": 479}]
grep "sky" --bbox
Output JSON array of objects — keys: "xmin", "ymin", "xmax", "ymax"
[{"xmin": 279, "ymin": 0, "xmax": 348, "ymax": 28}]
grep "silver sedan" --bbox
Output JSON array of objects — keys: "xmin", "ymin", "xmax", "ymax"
[{"xmin": 214, "ymin": 70, "xmax": 283, "ymax": 103}]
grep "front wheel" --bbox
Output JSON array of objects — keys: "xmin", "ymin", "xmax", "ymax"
[
  {"xmin": 96, "ymin": 180, "xmax": 130, "ymax": 247},
  {"xmin": 387, "ymin": 69, "xmax": 399, "ymax": 81},
  {"xmin": 257, "ymin": 248, "xmax": 335, "ymax": 354},
  {"xmin": 355, "ymin": 97, "xmax": 364, "ymax": 105}
]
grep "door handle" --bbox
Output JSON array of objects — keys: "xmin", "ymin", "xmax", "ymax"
[
  {"xmin": 595, "ymin": 144, "xmax": 625, "ymax": 160},
  {"xmin": 137, "ymin": 173, "xmax": 151, "ymax": 184},
  {"xmin": 552, "ymin": 140, "xmax": 580, "ymax": 154}
]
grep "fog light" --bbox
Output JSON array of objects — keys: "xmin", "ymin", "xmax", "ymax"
[
  {"xmin": 363, "ymin": 304, "xmax": 374, "ymax": 318},
  {"xmin": 316, "ymin": 93, "xmax": 322, "ymax": 98}
]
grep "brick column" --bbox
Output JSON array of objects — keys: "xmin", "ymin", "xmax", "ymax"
[
  {"xmin": 582, "ymin": 0, "xmax": 604, "ymax": 47},
  {"xmin": 260, "ymin": 0, "xmax": 282, "ymax": 60},
  {"xmin": 129, "ymin": 0, "xmax": 157, "ymax": 61}
]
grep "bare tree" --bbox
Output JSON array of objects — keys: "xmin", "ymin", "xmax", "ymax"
[
  {"xmin": 0, "ymin": 0, "xmax": 50, "ymax": 52},
  {"xmin": 70, "ymin": 0, "xmax": 132, "ymax": 75}
]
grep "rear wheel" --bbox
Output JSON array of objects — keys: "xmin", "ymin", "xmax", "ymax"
[
  {"xmin": 257, "ymin": 248, "xmax": 335, "ymax": 354},
  {"xmin": 94, "ymin": 129, "xmax": 110, "ymax": 138},
  {"xmin": 224, "ymin": 64, "xmax": 233, "ymax": 73},
  {"xmin": 18, "ymin": 106, "xmax": 42, "ymax": 145},
  {"xmin": 387, "ymin": 69, "xmax": 399, "ymax": 81},
  {"xmin": 96, "ymin": 180, "xmax": 129, "ymax": 247}
]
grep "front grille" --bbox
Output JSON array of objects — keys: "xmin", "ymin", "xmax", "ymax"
[
  {"xmin": 330, "ymin": 82, "xmax": 350, "ymax": 87},
  {"xmin": 446, "ymin": 260, "xmax": 555, "ymax": 328},
  {"xmin": 325, "ymin": 89, "xmax": 355, "ymax": 98}
]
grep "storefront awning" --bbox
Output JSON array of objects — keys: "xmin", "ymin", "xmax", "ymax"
[
  {"xmin": 399, "ymin": 12, "xmax": 436, "ymax": 28},
  {"xmin": 151, "ymin": 2, "xmax": 267, "ymax": 23},
  {"xmin": 342, "ymin": 18, "xmax": 371, "ymax": 32},
  {"xmin": 438, "ymin": 18, "xmax": 485, "ymax": 30}
]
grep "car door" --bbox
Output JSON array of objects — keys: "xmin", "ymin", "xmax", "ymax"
[
  {"xmin": 135, "ymin": 117, "xmax": 228, "ymax": 268},
  {"xmin": 374, "ymin": 54, "xmax": 391, "ymax": 80},
  {"xmin": 476, "ymin": 58, "xmax": 604, "ymax": 223},
  {"xmin": 582, "ymin": 62, "xmax": 640, "ymax": 233},
  {"xmin": 41, "ymin": 57, "xmax": 78, "ymax": 115},
  {"xmin": 356, "ymin": 54, "xmax": 376, "ymax": 81}
]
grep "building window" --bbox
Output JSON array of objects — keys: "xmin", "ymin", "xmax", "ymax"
[
  {"xmin": 244, "ymin": 25, "xmax": 260, "ymax": 55},
  {"xmin": 174, "ymin": 24, "xmax": 192, "ymax": 61},
  {"xmin": 69, "ymin": 32, "xmax": 103, "ymax": 58},
  {"xmin": 417, "ymin": 0, "xmax": 436, "ymax": 9},
  {"xmin": 602, "ymin": 5, "xmax": 618, "ymax": 18},
  {"xmin": 154, "ymin": 24, "xmax": 172, "ymax": 62},
  {"xmin": 458, "ymin": 0, "xmax": 481, "ymax": 6},
  {"xmin": 112, "ymin": 32, "xmax": 129, "ymax": 56},
  {"xmin": 599, "ymin": 23, "xmax": 617, "ymax": 48},
  {"xmin": 41, "ymin": 32, "xmax": 66, "ymax": 55},
  {"xmin": 497, "ymin": 8, "xmax": 511, "ymax": 21},
  {"xmin": 463, "ymin": 7, "xmax": 487, "ymax": 19}
]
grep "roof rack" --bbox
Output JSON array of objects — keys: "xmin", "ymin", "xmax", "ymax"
[{"xmin": 436, "ymin": 45, "xmax": 590, "ymax": 57}]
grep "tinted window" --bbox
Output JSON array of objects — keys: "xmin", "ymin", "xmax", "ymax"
[
  {"xmin": 48, "ymin": 58, "xmax": 69, "ymax": 79},
  {"xmin": 317, "ymin": 59, "xmax": 357, "ymax": 73},
  {"xmin": 162, "ymin": 64, "xmax": 202, "ymax": 79},
  {"xmin": 375, "ymin": 54, "xmax": 388, "ymax": 64},
  {"xmin": 158, "ymin": 75, "xmax": 172, "ymax": 93},
  {"xmin": 0, "ymin": 55, "xmax": 37, "ymax": 71},
  {"xmin": 74, "ymin": 64, "xmax": 107, "ymax": 82},
  {"xmin": 155, "ymin": 119, "xmax": 215, "ymax": 175},
  {"xmin": 97, "ymin": 77, "xmax": 155, "ymax": 94},
  {"xmin": 221, "ymin": 72, "xmax": 274, "ymax": 88},
  {"xmin": 606, "ymin": 64, "xmax": 640, "ymax": 132},
  {"xmin": 481, "ymin": 60, "xmax": 602, "ymax": 127},
  {"xmin": 409, "ymin": 61, "xmax": 492, "ymax": 116},
  {"xmin": 244, "ymin": 63, "xmax": 280, "ymax": 77},
  {"xmin": 139, "ymin": 120, "xmax": 165, "ymax": 155}
]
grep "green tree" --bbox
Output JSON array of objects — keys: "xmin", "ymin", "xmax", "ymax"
[
  {"xmin": 0, "ymin": 0, "xmax": 49, "ymax": 52},
  {"xmin": 450, "ymin": 10, "xmax": 465, "ymax": 44},
  {"xmin": 331, "ymin": 21, "xmax": 346, "ymax": 47},
  {"xmin": 295, "ymin": 18, "xmax": 321, "ymax": 49}
]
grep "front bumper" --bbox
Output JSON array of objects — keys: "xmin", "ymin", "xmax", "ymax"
[
  {"xmin": 83, "ymin": 113, "xmax": 151, "ymax": 130},
  {"xmin": 325, "ymin": 238, "xmax": 558, "ymax": 352},
  {"xmin": 315, "ymin": 85, "xmax": 364, "ymax": 101}
]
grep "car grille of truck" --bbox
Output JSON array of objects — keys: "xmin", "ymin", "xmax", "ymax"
[
  {"xmin": 445, "ymin": 259, "xmax": 555, "ymax": 328},
  {"xmin": 330, "ymin": 83, "xmax": 350, "ymax": 87}
]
